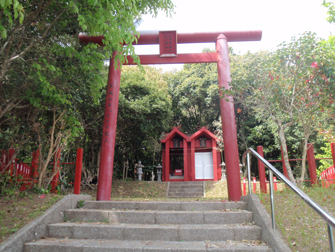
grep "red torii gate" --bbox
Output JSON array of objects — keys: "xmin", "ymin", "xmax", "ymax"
[{"xmin": 79, "ymin": 30, "xmax": 262, "ymax": 201}]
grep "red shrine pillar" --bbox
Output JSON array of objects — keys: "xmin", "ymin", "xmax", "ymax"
[
  {"xmin": 216, "ymin": 34, "xmax": 242, "ymax": 201},
  {"xmin": 257, "ymin": 146, "xmax": 267, "ymax": 193},
  {"xmin": 97, "ymin": 52, "xmax": 121, "ymax": 201}
]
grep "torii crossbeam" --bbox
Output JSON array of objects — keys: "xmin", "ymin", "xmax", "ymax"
[{"xmin": 79, "ymin": 30, "xmax": 262, "ymax": 201}]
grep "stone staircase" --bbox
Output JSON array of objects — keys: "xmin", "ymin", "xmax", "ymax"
[
  {"xmin": 25, "ymin": 200, "xmax": 272, "ymax": 251},
  {"xmin": 167, "ymin": 181, "xmax": 204, "ymax": 198}
]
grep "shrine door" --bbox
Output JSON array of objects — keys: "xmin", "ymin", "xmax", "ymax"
[{"xmin": 195, "ymin": 152, "xmax": 214, "ymax": 179}]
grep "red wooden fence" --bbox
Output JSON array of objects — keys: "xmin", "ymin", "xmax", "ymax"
[
  {"xmin": 0, "ymin": 148, "xmax": 83, "ymax": 192},
  {"xmin": 256, "ymin": 142, "xmax": 335, "ymax": 187},
  {"xmin": 320, "ymin": 165, "xmax": 335, "ymax": 188}
]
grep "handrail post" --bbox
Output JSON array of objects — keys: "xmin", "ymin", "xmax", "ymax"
[
  {"xmin": 269, "ymin": 170, "xmax": 276, "ymax": 229},
  {"xmin": 247, "ymin": 152, "xmax": 252, "ymax": 194},
  {"xmin": 328, "ymin": 224, "xmax": 334, "ymax": 252}
]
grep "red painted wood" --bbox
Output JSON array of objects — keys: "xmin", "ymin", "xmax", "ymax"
[
  {"xmin": 165, "ymin": 146, "xmax": 170, "ymax": 181},
  {"xmin": 161, "ymin": 127, "xmax": 189, "ymax": 143},
  {"xmin": 162, "ymin": 144, "xmax": 166, "ymax": 181},
  {"xmin": 183, "ymin": 138, "xmax": 188, "ymax": 181},
  {"xmin": 79, "ymin": 30, "xmax": 262, "ymax": 46},
  {"xmin": 243, "ymin": 177, "xmax": 246, "ymax": 196},
  {"xmin": 159, "ymin": 31, "xmax": 177, "ymax": 57},
  {"xmin": 8, "ymin": 149, "xmax": 15, "ymax": 176},
  {"xmin": 51, "ymin": 149, "xmax": 61, "ymax": 193},
  {"xmin": 30, "ymin": 150, "xmax": 39, "ymax": 179},
  {"xmin": 125, "ymin": 53, "xmax": 217, "ymax": 65},
  {"xmin": 74, "ymin": 148, "xmax": 83, "ymax": 195},
  {"xmin": 331, "ymin": 143, "xmax": 335, "ymax": 168},
  {"xmin": 97, "ymin": 52, "xmax": 121, "ymax": 201},
  {"xmin": 257, "ymin": 146, "xmax": 267, "ymax": 193},
  {"xmin": 190, "ymin": 139, "xmax": 195, "ymax": 181},
  {"xmin": 307, "ymin": 143, "xmax": 317, "ymax": 185},
  {"xmin": 216, "ymin": 34, "xmax": 242, "ymax": 201},
  {"xmin": 253, "ymin": 177, "xmax": 257, "ymax": 193},
  {"xmin": 280, "ymin": 146, "xmax": 289, "ymax": 179},
  {"xmin": 217, "ymin": 150, "xmax": 222, "ymax": 180},
  {"xmin": 212, "ymin": 139, "xmax": 218, "ymax": 181},
  {"xmin": 169, "ymin": 140, "xmax": 184, "ymax": 148},
  {"xmin": 187, "ymin": 142, "xmax": 192, "ymax": 181}
]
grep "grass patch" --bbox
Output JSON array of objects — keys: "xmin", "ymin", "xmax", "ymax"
[
  {"xmin": 205, "ymin": 181, "xmax": 228, "ymax": 199},
  {"xmin": 0, "ymin": 192, "xmax": 62, "ymax": 243},
  {"xmin": 258, "ymin": 185, "xmax": 335, "ymax": 252}
]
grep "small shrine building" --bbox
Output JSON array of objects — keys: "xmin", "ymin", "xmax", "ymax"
[{"xmin": 161, "ymin": 127, "xmax": 222, "ymax": 182}]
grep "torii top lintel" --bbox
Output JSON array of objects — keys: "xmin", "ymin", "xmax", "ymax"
[
  {"xmin": 79, "ymin": 30, "xmax": 262, "ymax": 65},
  {"xmin": 79, "ymin": 30, "xmax": 262, "ymax": 46}
]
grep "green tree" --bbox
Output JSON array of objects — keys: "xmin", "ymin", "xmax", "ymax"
[
  {"xmin": 167, "ymin": 62, "xmax": 220, "ymax": 133},
  {"xmin": 225, "ymin": 33, "xmax": 332, "ymax": 185},
  {"xmin": 0, "ymin": 0, "xmax": 174, "ymax": 189},
  {"xmin": 114, "ymin": 66, "xmax": 173, "ymax": 178},
  {"xmin": 1, "ymin": 0, "xmax": 174, "ymax": 119}
]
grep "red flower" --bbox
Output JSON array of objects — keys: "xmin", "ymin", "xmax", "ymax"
[
  {"xmin": 311, "ymin": 62, "xmax": 318, "ymax": 68},
  {"xmin": 237, "ymin": 108, "xmax": 242, "ymax": 113}
]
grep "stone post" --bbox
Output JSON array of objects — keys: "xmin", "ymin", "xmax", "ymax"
[
  {"xmin": 137, "ymin": 161, "xmax": 143, "ymax": 181},
  {"xmin": 155, "ymin": 164, "xmax": 163, "ymax": 182}
]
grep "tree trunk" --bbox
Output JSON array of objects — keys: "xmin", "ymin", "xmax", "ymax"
[
  {"xmin": 299, "ymin": 132, "xmax": 311, "ymax": 186},
  {"xmin": 278, "ymin": 125, "xmax": 296, "ymax": 185},
  {"xmin": 125, "ymin": 159, "xmax": 129, "ymax": 179}
]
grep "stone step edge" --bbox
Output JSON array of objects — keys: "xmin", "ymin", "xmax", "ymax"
[
  {"xmin": 64, "ymin": 209, "xmax": 252, "ymax": 225},
  {"xmin": 47, "ymin": 223, "xmax": 262, "ymax": 242},
  {"xmin": 25, "ymin": 238, "xmax": 271, "ymax": 252},
  {"xmin": 68, "ymin": 209, "xmax": 251, "ymax": 213},
  {"xmin": 52, "ymin": 222, "xmax": 257, "ymax": 228},
  {"xmin": 168, "ymin": 190, "xmax": 203, "ymax": 191},
  {"xmin": 168, "ymin": 193, "xmax": 204, "ymax": 199},
  {"xmin": 82, "ymin": 201, "xmax": 247, "ymax": 211},
  {"xmin": 169, "ymin": 185, "xmax": 203, "ymax": 187}
]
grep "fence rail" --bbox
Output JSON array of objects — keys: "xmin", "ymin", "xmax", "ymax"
[{"xmin": 1, "ymin": 148, "xmax": 82, "ymax": 193}]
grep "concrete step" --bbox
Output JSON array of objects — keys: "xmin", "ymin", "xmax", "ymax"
[
  {"xmin": 169, "ymin": 182, "xmax": 203, "ymax": 186},
  {"xmin": 82, "ymin": 201, "xmax": 247, "ymax": 211},
  {"xmin": 25, "ymin": 238, "xmax": 272, "ymax": 251},
  {"xmin": 47, "ymin": 223, "xmax": 262, "ymax": 242},
  {"xmin": 167, "ymin": 192, "xmax": 204, "ymax": 198},
  {"xmin": 168, "ymin": 181, "xmax": 205, "ymax": 198},
  {"xmin": 168, "ymin": 184, "xmax": 203, "ymax": 189},
  {"xmin": 168, "ymin": 188, "xmax": 203, "ymax": 193},
  {"xmin": 64, "ymin": 209, "xmax": 253, "ymax": 224}
]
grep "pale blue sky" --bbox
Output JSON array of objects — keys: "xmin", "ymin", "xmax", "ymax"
[{"xmin": 135, "ymin": 0, "xmax": 334, "ymax": 71}]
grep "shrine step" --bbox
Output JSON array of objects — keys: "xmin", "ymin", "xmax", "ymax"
[
  {"xmin": 82, "ymin": 200, "xmax": 247, "ymax": 211},
  {"xmin": 25, "ymin": 238, "xmax": 272, "ymax": 251},
  {"xmin": 167, "ymin": 181, "xmax": 205, "ymax": 198},
  {"xmin": 24, "ymin": 200, "xmax": 273, "ymax": 252},
  {"xmin": 47, "ymin": 223, "xmax": 262, "ymax": 241},
  {"xmin": 64, "ymin": 209, "xmax": 253, "ymax": 225}
]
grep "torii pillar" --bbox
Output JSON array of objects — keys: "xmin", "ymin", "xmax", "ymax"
[
  {"xmin": 216, "ymin": 34, "xmax": 242, "ymax": 201},
  {"xmin": 96, "ymin": 52, "xmax": 121, "ymax": 200},
  {"xmin": 79, "ymin": 30, "xmax": 262, "ymax": 201}
]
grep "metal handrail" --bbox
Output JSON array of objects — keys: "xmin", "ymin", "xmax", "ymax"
[{"xmin": 242, "ymin": 147, "xmax": 335, "ymax": 251}]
